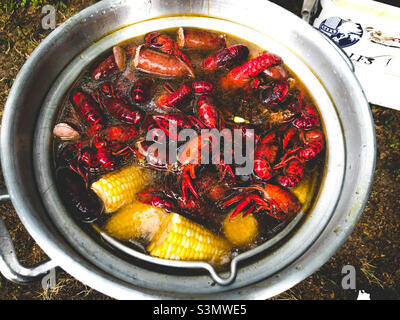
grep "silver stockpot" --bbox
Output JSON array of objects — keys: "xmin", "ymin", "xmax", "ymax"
[{"xmin": 0, "ymin": 0, "xmax": 375, "ymax": 299}]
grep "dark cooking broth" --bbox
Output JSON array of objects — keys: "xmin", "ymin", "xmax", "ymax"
[{"xmin": 53, "ymin": 27, "xmax": 325, "ymax": 267}]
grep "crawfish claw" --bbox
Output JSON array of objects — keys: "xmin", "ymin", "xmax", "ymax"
[{"xmin": 219, "ymin": 160, "xmax": 235, "ymax": 181}]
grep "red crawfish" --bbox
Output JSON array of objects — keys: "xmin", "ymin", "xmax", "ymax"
[
  {"xmin": 137, "ymin": 187, "xmax": 199, "ymax": 219},
  {"xmin": 59, "ymin": 140, "xmax": 98, "ymax": 187},
  {"xmin": 275, "ymin": 128, "xmax": 325, "ymax": 167},
  {"xmin": 275, "ymin": 159, "xmax": 305, "ymax": 188},
  {"xmin": 253, "ymin": 132, "xmax": 280, "ymax": 181},
  {"xmin": 139, "ymin": 171, "xmax": 233, "ymax": 223},
  {"xmin": 220, "ymin": 52, "xmax": 283, "ymax": 91},
  {"xmin": 93, "ymin": 125, "xmax": 141, "ymax": 170},
  {"xmin": 97, "ymin": 81, "xmax": 129, "ymax": 103},
  {"xmin": 155, "ymin": 83, "xmax": 193, "ymax": 110},
  {"xmin": 137, "ymin": 188, "xmax": 180, "ymax": 213},
  {"xmin": 60, "ymin": 125, "xmax": 140, "ymax": 185},
  {"xmin": 155, "ymin": 81, "xmax": 213, "ymax": 110},
  {"xmin": 263, "ymin": 65, "xmax": 289, "ymax": 81},
  {"xmin": 260, "ymin": 80, "xmax": 290, "ymax": 109},
  {"xmin": 177, "ymin": 132, "xmax": 235, "ymax": 200},
  {"xmin": 281, "ymin": 126, "xmax": 299, "ymax": 151},
  {"xmin": 134, "ymin": 139, "xmax": 171, "ymax": 171},
  {"xmin": 71, "ymin": 90, "xmax": 104, "ymax": 133},
  {"xmin": 297, "ymin": 129, "xmax": 325, "ymax": 160},
  {"xmin": 59, "ymin": 140, "xmax": 118, "ymax": 187},
  {"xmin": 177, "ymin": 27, "xmax": 226, "ymax": 51},
  {"xmin": 57, "ymin": 168, "xmax": 104, "ymax": 223},
  {"xmin": 92, "ymin": 54, "xmax": 118, "ymax": 81},
  {"xmin": 93, "ymin": 125, "xmax": 141, "ymax": 158},
  {"xmin": 273, "ymin": 127, "xmax": 319, "ymax": 188},
  {"xmin": 104, "ymin": 97, "xmax": 143, "ymax": 124},
  {"xmin": 92, "ymin": 125, "xmax": 140, "ymax": 149},
  {"xmin": 275, "ymin": 125, "xmax": 305, "ymax": 188},
  {"xmin": 203, "ymin": 44, "xmax": 249, "ymax": 71},
  {"xmin": 145, "ymin": 31, "xmax": 192, "ymax": 68},
  {"xmin": 150, "ymin": 113, "xmax": 206, "ymax": 141},
  {"xmin": 131, "ymin": 78, "xmax": 154, "ymax": 105},
  {"xmin": 292, "ymin": 103, "xmax": 320, "ymax": 130},
  {"xmin": 191, "ymin": 80, "xmax": 213, "ymax": 94},
  {"xmin": 93, "ymin": 83, "xmax": 144, "ymax": 124},
  {"xmin": 222, "ymin": 183, "xmax": 301, "ymax": 221},
  {"xmin": 196, "ymin": 95, "xmax": 220, "ymax": 129},
  {"xmin": 95, "ymin": 146, "xmax": 115, "ymax": 171}
]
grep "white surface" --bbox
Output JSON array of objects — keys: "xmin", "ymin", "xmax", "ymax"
[{"xmin": 357, "ymin": 290, "xmax": 371, "ymax": 300}]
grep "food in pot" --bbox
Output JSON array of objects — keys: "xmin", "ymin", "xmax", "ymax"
[
  {"xmin": 53, "ymin": 123, "xmax": 80, "ymax": 141},
  {"xmin": 105, "ymin": 201, "xmax": 168, "ymax": 242},
  {"xmin": 223, "ymin": 210, "xmax": 259, "ymax": 247},
  {"xmin": 91, "ymin": 163, "xmax": 157, "ymax": 213},
  {"xmin": 53, "ymin": 27, "xmax": 325, "ymax": 267},
  {"xmin": 147, "ymin": 213, "xmax": 231, "ymax": 265},
  {"xmin": 177, "ymin": 27, "xmax": 226, "ymax": 51}
]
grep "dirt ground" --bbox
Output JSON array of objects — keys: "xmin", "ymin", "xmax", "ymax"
[{"xmin": 0, "ymin": 0, "xmax": 399, "ymax": 300}]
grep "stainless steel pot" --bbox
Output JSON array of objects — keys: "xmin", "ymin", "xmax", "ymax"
[{"xmin": 0, "ymin": 0, "xmax": 375, "ymax": 299}]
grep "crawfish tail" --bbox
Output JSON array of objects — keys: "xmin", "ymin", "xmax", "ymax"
[
  {"xmin": 191, "ymin": 81, "xmax": 213, "ymax": 94},
  {"xmin": 196, "ymin": 95, "xmax": 219, "ymax": 129},
  {"xmin": 131, "ymin": 78, "xmax": 153, "ymax": 105},
  {"xmin": 103, "ymin": 97, "xmax": 143, "ymax": 124},
  {"xmin": 71, "ymin": 90, "xmax": 105, "ymax": 128},
  {"xmin": 203, "ymin": 44, "xmax": 249, "ymax": 71},
  {"xmin": 244, "ymin": 53, "xmax": 283, "ymax": 77},
  {"xmin": 92, "ymin": 54, "xmax": 118, "ymax": 80},
  {"xmin": 156, "ymin": 83, "xmax": 192, "ymax": 109}
]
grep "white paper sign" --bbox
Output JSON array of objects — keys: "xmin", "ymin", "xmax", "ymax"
[{"xmin": 313, "ymin": 0, "xmax": 400, "ymax": 110}]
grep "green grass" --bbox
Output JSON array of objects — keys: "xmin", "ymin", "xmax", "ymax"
[
  {"xmin": 1, "ymin": 0, "xmax": 70, "ymax": 12},
  {"xmin": 394, "ymin": 168, "xmax": 400, "ymax": 182},
  {"xmin": 0, "ymin": 0, "xmax": 71, "ymax": 26},
  {"xmin": 320, "ymin": 274, "xmax": 339, "ymax": 287}
]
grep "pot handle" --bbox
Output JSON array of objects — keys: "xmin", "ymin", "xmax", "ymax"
[
  {"xmin": 0, "ymin": 188, "xmax": 58, "ymax": 284},
  {"xmin": 301, "ymin": 0, "xmax": 319, "ymax": 24}
]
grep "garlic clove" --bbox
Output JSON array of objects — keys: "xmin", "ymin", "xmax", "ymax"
[{"xmin": 53, "ymin": 123, "xmax": 80, "ymax": 141}]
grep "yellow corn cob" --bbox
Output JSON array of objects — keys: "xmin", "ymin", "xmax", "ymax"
[
  {"xmin": 147, "ymin": 213, "xmax": 231, "ymax": 266},
  {"xmin": 91, "ymin": 163, "xmax": 156, "ymax": 213},
  {"xmin": 104, "ymin": 201, "xmax": 168, "ymax": 242}
]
